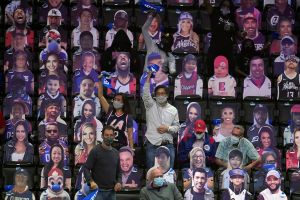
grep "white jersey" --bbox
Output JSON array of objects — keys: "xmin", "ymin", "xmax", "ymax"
[
  {"xmin": 163, "ymin": 168, "xmax": 176, "ymax": 184},
  {"xmin": 73, "ymin": 95, "xmax": 101, "ymax": 119},
  {"xmin": 243, "ymin": 76, "xmax": 272, "ymax": 99},
  {"xmin": 208, "ymin": 75, "xmax": 236, "ymax": 97},
  {"xmin": 228, "ymin": 188, "xmax": 247, "ymax": 200},
  {"xmin": 105, "ymin": 28, "xmax": 133, "ymax": 49},
  {"xmin": 259, "ymin": 189, "xmax": 287, "ymax": 200}
]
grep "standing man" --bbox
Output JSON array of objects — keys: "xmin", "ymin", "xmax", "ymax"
[
  {"xmin": 83, "ymin": 126, "xmax": 122, "ymax": 200},
  {"xmin": 143, "ymin": 70, "xmax": 180, "ymax": 169},
  {"xmin": 184, "ymin": 168, "xmax": 214, "ymax": 199},
  {"xmin": 215, "ymin": 125, "xmax": 260, "ymax": 172}
]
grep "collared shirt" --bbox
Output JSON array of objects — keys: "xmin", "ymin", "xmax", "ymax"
[
  {"xmin": 142, "ymin": 82, "xmax": 180, "ymax": 145},
  {"xmin": 215, "ymin": 137, "xmax": 259, "ymax": 165}
]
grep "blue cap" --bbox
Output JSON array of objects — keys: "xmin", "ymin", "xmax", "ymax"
[{"xmin": 229, "ymin": 168, "xmax": 245, "ymax": 177}]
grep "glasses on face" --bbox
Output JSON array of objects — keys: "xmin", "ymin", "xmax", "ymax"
[{"xmin": 46, "ymin": 129, "xmax": 58, "ymax": 133}]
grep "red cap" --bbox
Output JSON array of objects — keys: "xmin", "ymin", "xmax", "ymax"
[
  {"xmin": 194, "ymin": 120, "xmax": 206, "ymax": 132},
  {"xmin": 291, "ymin": 104, "xmax": 300, "ymax": 113},
  {"xmin": 214, "ymin": 55, "xmax": 228, "ymax": 69}
]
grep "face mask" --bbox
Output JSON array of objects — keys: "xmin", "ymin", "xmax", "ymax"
[
  {"xmin": 221, "ymin": 7, "xmax": 230, "ymax": 15},
  {"xmin": 153, "ymin": 177, "xmax": 165, "ymax": 187},
  {"xmin": 195, "ymin": 133, "xmax": 204, "ymax": 140},
  {"xmin": 103, "ymin": 137, "xmax": 114, "ymax": 146},
  {"xmin": 231, "ymin": 136, "xmax": 240, "ymax": 144},
  {"xmin": 156, "ymin": 96, "xmax": 168, "ymax": 105},
  {"xmin": 113, "ymin": 101, "xmax": 124, "ymax": 109},
  {"xmin": 51, "ymin": 184, "xmax": 62, "ymax": 193}
]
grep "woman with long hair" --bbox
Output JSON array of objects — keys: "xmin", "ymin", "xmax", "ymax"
[
  {"xmin": 40, "ymin": 143, "xmax": 71, "ymax": 190},
  {"xmin": 213, "ymin": 106, "xmax": 235, "ymax": 142},
  {"xmin": 74, "ymin": 122, "xmax": 97, "ymax": 165},
  {"xmin": 3, "ymin": 120, "xmax": 34, "ymax": 163},
  {"xmin": 98, "ymin": 80, "xmax": 134, "ymax": 149},
  {"xmin": 74, "ymin": 99, "xmax": 103, "ymax": 143},
  {"xmin": 171, "ymin": 12, "xmax": 199, "ymax": 53},
  {"xmin": 286, "ymin": 128, "xmax": 300, "ymax": 170}
]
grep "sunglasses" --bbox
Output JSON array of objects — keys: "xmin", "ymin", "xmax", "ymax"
[{"xmin": 46, "ymin": 129, "xmax": 58, "ymax": 133}]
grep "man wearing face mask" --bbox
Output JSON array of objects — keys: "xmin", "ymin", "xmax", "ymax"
[
  {"xmin": 83, "ymin": 125, "xmax": 122, "ymax": 200},
  {"xmin": 143, "ymin": 70, "xmax": 180, "ymax": 169},
  {"xmin": 140, "ymin": 168, "xmax": 183, "ymax": 200},
  {"xmin": 257, "ymin": 170, "xmax": 287, "ymax": 200},
  {"xmin": 215, "ymin": 125, "xmax": 260, "ymax": 172}
]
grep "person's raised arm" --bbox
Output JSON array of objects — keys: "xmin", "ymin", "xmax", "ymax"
[
  {"xmin": 142, "ymin": 71, "xmax": 155, "ymax": 109},
  {"xmin": 142, "ymin": 13, "xmax": 156, "ymax": 51},
  {"xmin": 97, "ymin": 78, "xmax": 110, "ymax": 114}
]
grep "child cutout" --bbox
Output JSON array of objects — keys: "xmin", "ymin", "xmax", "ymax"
[
  {"xmin": 208, "ymin": 55, "xmax": 236, "ymax": 97},
  {"xmin": 38, "ymin": 75, "xmax": 67, "ymax": 119},
  {"xmin": 221, "ymin": 168, "xmax": 252, "ymax": 200},
  {"xmin": 220, "ymin": 149, "xmax": 250, "ymax": 190},
  {"xmin": 174, "ymin": 54, "xmax": 203, "ymax": 98}
]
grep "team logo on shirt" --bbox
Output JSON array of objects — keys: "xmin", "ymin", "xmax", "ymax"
[
  {"xmin": 270, "ymin": 15, "xmax": 279, "ymax": 26},
  {"xmin": 282, "ymin": 82, "xmax": 298, "ymax": 90}
]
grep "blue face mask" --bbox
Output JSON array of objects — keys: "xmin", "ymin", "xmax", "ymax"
[
  {"xmin": 51, "ymin": 184, "xmax": 62, "ymax": 193},
  {"xmin": 153, "ymin": 177, "xmax": 165, "ymax": 187}
]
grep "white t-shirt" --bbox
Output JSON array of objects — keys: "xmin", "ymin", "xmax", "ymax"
[{"xmin": 11, "ymin": 152, "xmax": 25, "ymax": 161}]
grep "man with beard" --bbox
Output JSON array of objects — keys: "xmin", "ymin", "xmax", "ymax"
[
  {"xmin": 73, "ymin": 76, "xmax": 101, "ymax": 118},
  {"xmin": 107, "ymin": 52, "xmax": 136, "ymax": 96},
  {"xmin": 257, "ymin": 170, "xmax": 287, "ymax": 200},
  {"xmin": 39, "ymin": 8, "xmax": 67, "ymax": 49},
  {"xmin": 5, "ymin": 0, "xmax": 32, "ymax": 25},
  {"xmin": 243, "ymin": 56, "xmax": 271, "ymax": 99},
  {"xmin": 221, "ymin": 168, "xmax": 251, "ymax": 200},
  {"xmin": 277, "ymin": 55, "xmax": 300, "ymax": 100},
  {"xmin": 4, "ymin": 101, "xmax": 32, "ymax": 141},
  {"xmin": 38, "ymin": 100, "xmax": 67, "ymax": 141},
  {"xmin": 247, "ymin": 104, "xmax": 274, "ymax": 148},
  {"xmin": 4, "ymin": 32, "xmax": 32, "ymax": 72},
  {"xmin": 184, "ymin": 168, "xmax": 214, "ymax": 199},
  {"xmin": 5, "ymin": 7, "xmax": 34, "ymax": 50},
  {"xmin": 284, "ymin": 104, "xmax": 300, "ymax": 146},
  {"xmin": 119, "ymin": 146, "xmax": 142, "ymax": 189},
  {"xmin": 38, "ymin": 122, "xmax": 69, "ymax": 165},
  {"xmin": 39, "ymin": 0, "xmax": 68, "ymax": 25}
]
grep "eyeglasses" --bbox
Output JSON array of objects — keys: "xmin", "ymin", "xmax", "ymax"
[{"xmin": 46, "ymin": 129, "xmax": 58, "ymax": 133}]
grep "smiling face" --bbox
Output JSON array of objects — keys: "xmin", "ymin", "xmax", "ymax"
[
  {"xmin": 46, "ymin": 55, "xmax": 59, "ymax": 72},
  {"xmin": 266, "ymin": 175, "xmax": 281, "ymax": 192},
  {"xmin": 250, "ymin": 58, "xmax": 264, "ymax": 79},
  {"xmin": 244, "ymin": 18, "xmax": 257, "ymax": 37},
  {"xmin": 279, "ymin": 20, "xmax": 292, "ymax": 38},
  {"xmin": 261, "ymin": 131, "xmax": 272, "ymax": 148},
  {"xmin": 188, "ymin": 107, "xmax": 199, "ymax": 123},
  {"xmin": 12, "ymin": 104, "xmax": 25, "ymax": 119},
  {"xmin": 51, "ymin": 146, "xmax": 62, "ymax": 164},
  {"xmin": 192, "ymin": 150, "xmax": 205, "ymax": 168},
  {"xmin": 149, "ymin": 17, "xmax": 159, "ymax": 33},
  {"xmin": 46, "ymin": 105, "xmax": 60, "ymax": 119},
  {"xmin": 180, "ymin": 19, "xmax": 192, "ymax": 34},
  {"xmin": 15, "ymin": 124, "xmax": 26, "ymax": 142},
  {"xmin": 80, "ymin": 10, "xmax": 92, "ymax": 26},
  {"xmin": 83, "ymin": 55, "xmax": 94, "ymax": 74},
  {"xmin": 184, "ymin": 60, "xmax": 197, "ymax": 74},
  {"xmin": 120, "ymin": 151, "xmax": 133, "ymax": 173},
  {"xmin": 46, "ymin": 79, "xmax": 60, "ymax": 95},
  {"xmin": 82, "ymin": 126, "xmax": 96, "ymax": 145},
  {"xmin": 83, "ymin": 103, "xmax": 93, "ymax": 118},
  {"xmin": 193, "ymin": 172, "xmax": 206, "ymax": 191},
  {"xmin": 229, "ymin": 156, "xmax": 242, "ymax": 169},
  {"xmin": 221, "ymin": 107, "xmax": 235, "ymax": 124}
]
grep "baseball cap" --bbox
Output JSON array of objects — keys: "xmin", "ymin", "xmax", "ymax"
[
  {"xmin": 281, "ymin": 36, "xmax": 295, "ymax": 46},
  {"xmin": 243, "ymin": 13, "xmax": 257, "ymax": 21},
  {"xmin": 229, "ymin": 168, "xmax": 245, "ymax": 177},
  {"xmin": 214, "ymin": 55, "xmax": 228, "ymax": 68},
  {"xmin": 266, "ymin": 170, "xmax": 280, "ymax": 179},
  {"xmin": 114, "ymin": 10, "xmax": 128, "ymax": 21},
  {"xmin": 291, "ymin": 104, "xmax": 300, "ymax": 113},
  {"xmin": 179, "ymin": 12, "xmax": 193, "ymax": 21},
  {"xmin": 48, "ymin": 9, "xmax": 62, "ymax": 17},
  {"xmin": 155, "ymin": 146, "xmax": 170, "ymax": 157},
  {"xmin": 119, "ymin": 146, "xmax": 134, "ymax": 156},
  {"xmin": 253, "ymin": 104, "xmax": 268, "ymax": 113},
  {"xmin": 285, "ymin": 55, "xmax": 300, "ymax": 63},
  {"xmin": 194, "ymin": 120, "xmax": 206, "ymax": 132},
  {"xmin": 147, "ymin": 52, "xmax": 162, "ymax": 63}
]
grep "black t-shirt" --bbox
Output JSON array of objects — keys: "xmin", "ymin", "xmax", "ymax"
[{"xmin": 192, "ymin": 189, "xmax": 205, "ymax": 200}]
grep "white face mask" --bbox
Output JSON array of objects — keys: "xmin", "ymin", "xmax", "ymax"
[
  {"xmin": 156, "ymin": 95, "xmax": 168, "ymax": 105},
  {"xmin": 231, "ymin": 135, "xmax": 240, "ymax": 144},
  {"xmin": 113, "ymin": 101, "xmax": 124, "ymax": 109}
]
